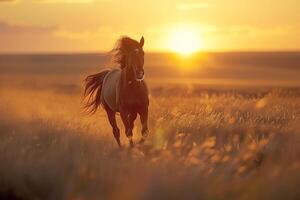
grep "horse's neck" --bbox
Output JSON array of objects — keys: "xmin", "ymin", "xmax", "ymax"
[
  {"xmin": 121, "ymin": 69, "xmax": 134, "ymax": 86},
  {"xmin": 120, "ymin": 69, "xmax": 145, "ymax": 92}
]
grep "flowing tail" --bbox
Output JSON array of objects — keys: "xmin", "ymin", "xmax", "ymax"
[{"xmin": 83, "ymin": 69, "xmax": 110, "ymax": 114}]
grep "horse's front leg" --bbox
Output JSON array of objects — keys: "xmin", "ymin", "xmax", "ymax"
[
  {"xmin": 139, "ymin": 108, "xmax": 149, "ymax": 144},
  {"xmin": 120, "ymin": 110, "xmax": 137, "ymax": 147}
]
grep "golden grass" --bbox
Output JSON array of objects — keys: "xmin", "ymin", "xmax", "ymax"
[{"xmin": 1, "ymin": 77, "xmax": 300, "ymax": 200}]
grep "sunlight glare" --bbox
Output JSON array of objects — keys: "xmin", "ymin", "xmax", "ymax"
[{"xmin": 168, "ymin": 27, "xmax": 202, "ymax": 56}]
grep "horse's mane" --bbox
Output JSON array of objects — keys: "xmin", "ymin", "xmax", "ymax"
[{"xmin": 111, "ymin": 36, "xmax": 141, "ymax": 68}]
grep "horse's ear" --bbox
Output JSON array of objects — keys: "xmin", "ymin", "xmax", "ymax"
[{"xmin": 140, "ymin": 36, "xmax": 144, "ymax": 47}]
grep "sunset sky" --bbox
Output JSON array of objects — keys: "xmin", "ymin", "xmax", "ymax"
[{"xmin": 0, "ymin": 0, "xmax": 299, "ymax": 53}]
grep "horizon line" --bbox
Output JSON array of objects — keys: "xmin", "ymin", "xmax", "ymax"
[{"xmin": 1, "ymin": 49, "xmax": 300, "ymax": 55}]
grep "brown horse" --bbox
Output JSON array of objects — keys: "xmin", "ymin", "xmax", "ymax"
[{"xmin": 83, "ymin": 36, "xmax": 149, "ymax": 148}]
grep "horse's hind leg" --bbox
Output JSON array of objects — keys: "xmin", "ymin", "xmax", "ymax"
[
  {"xmin": 107, "ymin": 111, "xmax": 121, "ymax": 148},
  {"xmin": 104, "ymin": 105, "xmax": 121, "ymax": 148}
]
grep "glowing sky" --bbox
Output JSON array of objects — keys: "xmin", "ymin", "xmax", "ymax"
[{"xmin": 0, "ymin": 0, "xmax": 299, "ymax": 53}]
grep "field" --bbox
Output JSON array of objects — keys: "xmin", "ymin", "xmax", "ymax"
[
  {"xmin": 1, "ymin": 72, "xmax": 300, "ymax": 200},
  {"xmin": 1, "ymin": 52, "xmax": 300, "ymax": 200}
]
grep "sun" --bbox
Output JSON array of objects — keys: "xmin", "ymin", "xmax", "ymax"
[{"xmin": 168, "ymin": 27, "xmax": 202, "ymax": 56}]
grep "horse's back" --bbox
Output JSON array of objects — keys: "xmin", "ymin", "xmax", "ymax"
[{"xmin": 101, "ymin": 69, "xmax": 121, "ymax": 112}]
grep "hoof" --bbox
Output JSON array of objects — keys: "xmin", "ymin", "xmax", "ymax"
[
  {"xmin": 128, "ymin": 136, "xmax": 134, "ymax": 148},
  {"xmin": 139, "ymin": 137, "xmax": 145, "ymax": 144},
  {"xmin": 116, "ymin": 139, "xmax": 122, "ymax": 149},
  {"xmin": 118, "ymin": 144, "xmax": 123, "ymax": 149},
  {"xmin": 130, "ymin": 141, "xmax": 134, "ymax": 147},
  {"xmin": 139, "ymin": 133, "xmax": 148, "ymax": 144}
]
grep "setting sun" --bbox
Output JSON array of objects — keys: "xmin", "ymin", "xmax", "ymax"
[{"xmin": 168, "ymin": 27, "xmax": 202, "ymax": 55}]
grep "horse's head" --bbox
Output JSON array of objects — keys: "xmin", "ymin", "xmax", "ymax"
[
  {"xmin": 113, "ymin": 36, "xmax": 145, "ymax": 82},
  {"xmin": 128, "ymin": 37, "xmax": 145, "ymax": 81}
]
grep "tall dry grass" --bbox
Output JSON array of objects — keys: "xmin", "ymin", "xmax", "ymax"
[{"xmin": 1, "ymin": 79, "xmax": 300, "ymax": 200}]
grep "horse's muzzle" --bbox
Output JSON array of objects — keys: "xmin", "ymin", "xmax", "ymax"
[{"xmin": 136, "ymin": 69, "xmax": 144, "ymax": 81}]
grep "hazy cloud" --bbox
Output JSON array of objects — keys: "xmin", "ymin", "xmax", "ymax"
[
  {"xmin": 34, "ymin": 0, "xmax": 95, "ymax": 3},
  {"xmin": 0, "ymin": 0, "xmax": 95, "ymax": 3},
  {"xmin": 202, "ymin": 25, "xmax": 298, "ymax": 37},
  {"xmin": 0, "ymin": 21, "xmax": 57, "ymax": 34},
  {"xmin": 0, "ymin": 0, "xmax": 18, "ymax": 3},
  {"xmin": 54, "ymin": 27, "xmax": 116, "ymax": 40},
  {"xmin": 176, "ymin": 2, "xmax": 210, "ymax": 11},
  {"xmin": 0, "ymin": 21, "xmax": 126, "ymax": 52}
]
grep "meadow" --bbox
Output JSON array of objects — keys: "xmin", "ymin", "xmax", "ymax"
[{"xmin": 1, "ymin": 53, "xmax": 300, "ymax": 200}]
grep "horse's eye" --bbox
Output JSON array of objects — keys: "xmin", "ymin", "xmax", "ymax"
[{"xmin": 134, "ymin": 48, "xmax": 139, "ymax": 54}]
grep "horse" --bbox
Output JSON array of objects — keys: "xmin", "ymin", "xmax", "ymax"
[{"xmin": 83, "ymin": 36, "xmax": 149, "ymax": 148}]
